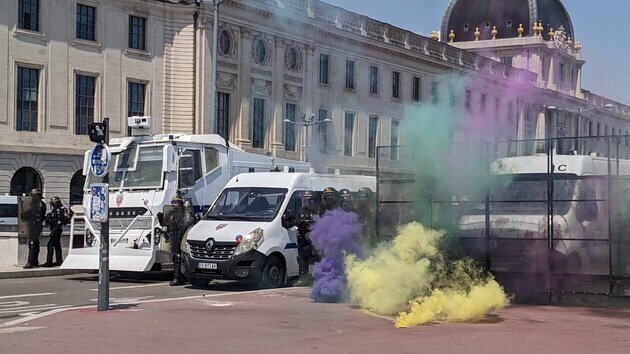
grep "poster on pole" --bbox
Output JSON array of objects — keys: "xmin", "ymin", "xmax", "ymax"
[{"xmin": 90, "ymin": 184, "xmax": 109, "ymax": 223}]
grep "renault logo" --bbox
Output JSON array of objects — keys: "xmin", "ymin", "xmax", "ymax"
[{"xmin": 205, "ymin": 239, "xmax": 215, "ymax": 252}]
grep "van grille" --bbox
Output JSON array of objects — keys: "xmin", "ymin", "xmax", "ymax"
[{"xmin": 189, "ymin": 241, "xmax": 237, "ymax": 261}]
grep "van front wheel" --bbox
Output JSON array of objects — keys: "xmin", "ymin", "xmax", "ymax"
[{"xmin": 258, "ymin": 256, "xmax": 285, "ymax": 289}]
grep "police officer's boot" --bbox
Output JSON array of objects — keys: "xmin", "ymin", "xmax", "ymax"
[
  {"xmin": 170, "ymin": 254, "xmax": 185, "ymax": 286},
  {"xmin": 23, "ymin": 240, "xmax": 40, "ymax": 269}
]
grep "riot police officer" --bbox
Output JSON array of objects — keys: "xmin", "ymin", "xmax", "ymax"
[
  {"xmin": 322, "ymin": 187, "xmax": 340, "ymax": 212},
  {"xmin": 22, "ymin": 189, "xmax": 46, "ymax": 269},
  {"xmin": 182, "ymin": 200, "xmax": 198, "ymax": 233},
  {"xmin": 164, "ymin": 196, "xmax": 185, "ymax": 286},
  {"xmin": 339, "ymin": 189, "xmax": 354, "ymax": 212},
  {"xmin": 295, "ymin": 191, "xmax": 319, "ymax": 275},
  {"xmin": 355, "ymin": 187, "xmax": 378, "ymax": 246},
  {"xmin": 42, "ymin": 196, "xmax": 69, "ymax": 267}
]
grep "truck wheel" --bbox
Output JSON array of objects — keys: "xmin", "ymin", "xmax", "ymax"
[
  {"xmin": 258, "ymin": 256, "xmax": 286, "ymax": 289},
  {"xmin": 189, "ymin": 277, "xmax": 210, "ymax": 288}
]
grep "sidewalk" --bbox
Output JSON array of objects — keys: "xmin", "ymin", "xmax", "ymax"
[
  {"xmin": 1, "ymin": 287, "xmax": 629, "ymax": 354},
  {"xmin": 0, "ymin": 265, "xmax": 90, "ymax": 279}
]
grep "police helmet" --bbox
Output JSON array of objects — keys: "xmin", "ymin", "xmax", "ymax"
[
  {"xmin": 171, "ymin": 196, "xmax": 184, "ymax": 207},
  {"xmin": 322, "ymin": 187, "xmax": 339, "ymax": 199},
  {"xmin": 339, "ymin": 189, "xmax": 352, "ymax": 202},
  {"xmin": 357, "ymin": 187, "xmax": 374, "ymax": 200},
  {"xmin": 184, "ymin": 200, "xmax": 194, "ymax": 208},
  {"xmin": 30, "ymin": 188, "xmax": 42, "ymax": 197},
  {"xmin": 50, "ymin": 196, "xmax": 61, "ymax": 204},
  {"xmin": 302, "ymin": 190, "xmax": 318, "ymax": 204}
]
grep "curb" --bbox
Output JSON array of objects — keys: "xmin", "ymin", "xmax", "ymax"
[{"xmin": 0, "ymin": 268, "xmax": 92, "ymax": 280}]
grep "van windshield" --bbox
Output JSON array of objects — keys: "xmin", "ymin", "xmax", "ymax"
[
  {"xmin": 466, "ymin": 174, "xmax": 578, "ymax": 215},
  {"xmin": 85, "ymin": 144, "xmax": 166, "ymax": 191},
  {"xmin": 205, "ymin": 188, "xmax": 287, "ymax": 222}
]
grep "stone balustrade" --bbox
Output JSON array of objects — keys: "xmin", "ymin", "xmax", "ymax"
[{"xmin": 261, "ymin": 0, "xmax": 537, "ymax": 83}]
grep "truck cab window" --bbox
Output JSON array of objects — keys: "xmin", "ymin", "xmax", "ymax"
[
  {"xmin": 204, "ymin": 147, "xmax": 220, "ymax": 174},
  {"xmin": 179, "ymin": 150, "xmax": 202, "ymax": 189}
]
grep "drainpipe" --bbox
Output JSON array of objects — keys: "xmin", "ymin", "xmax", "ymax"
[{"xmin": 193, "ymin": 3, "xmax": 199, "ymax": 134}]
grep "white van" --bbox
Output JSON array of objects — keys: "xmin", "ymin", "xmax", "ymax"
[
  {"xmin": 0, "ymin": 195, "xmax": 18, "ymax": 232},
  {"xmin": 182, "ymin": 172, "xmax": 376, "ymax": 288},
  {"xmin": 458, "ymin": 154, "xmax": 630, "ymax": 275}
]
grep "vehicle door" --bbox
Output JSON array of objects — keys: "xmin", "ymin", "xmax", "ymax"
[
  {"xmin": 178, "ymin": 148, "xmax": 204, "ymax": 206},
  {"xmin": 281, "ymin": 190, "xmax": 307, "ymax": 276}
]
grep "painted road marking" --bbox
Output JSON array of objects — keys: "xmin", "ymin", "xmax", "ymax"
[
  {"xmin": 0, "ymin": 293, "xmax": 56, "ymax": 300},
  {"xmin": 0, "ymin": 304, "xmax": 71, "ymax": 315},
  {"xmin": 89, "ymin": 283, "xmax": 167, "ymax": 291},
  {"xmin": 0, "ymin": 326, "xmax": 47, "ymax": 334},
  {"xmin": 2, "ymin": 287, "xmax": 308, "ymax": 328}
]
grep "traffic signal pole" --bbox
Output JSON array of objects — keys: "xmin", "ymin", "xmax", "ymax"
[{"xmin": 98, "ymin": 117, "xmax": 110, "ymax": 311}]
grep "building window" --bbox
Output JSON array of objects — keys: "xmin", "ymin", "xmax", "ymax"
[
  {"xmin": 431, "ymin": 81, "xmax": 438, "ymax": 104},
  {"xmin": 465, "ymin": 90, "xmax": 471, "ymax": 111},
  {"xmin": 69, "ymin": 170, "xmax": 86, "ymax": 205},
  {"xmin": 605, "ymin": 125, "xmax": 609, "ymax": 136},
  {"xmin": 18, "ymin": 0, "xmax": 39, "ymax": 32},
  {"xmin": 391, "ymin": 120, "xmax": 400, "ymax": 160},
  {"xmin": 216, "ymin": 92, "xmax": 230, "ymax": 139},
  {"xmin": 284, "ymin": 103, "xmax": 296, "ymax": 151},
  {"xmin": 559, "ymin": 63, "xmax": 565, "ymax": 82},
  {"xmin": 75, "ymin": 74, "xmax": 96, "ymax": 135},
  {"xmin": 128, "ymin": 82, "xmax": 145, "ymax": 117},
  {"xmin": 597, "ymin": 123, "xmax": 601, "ymax": 137},
  {"xmin": 368, "ymin": 115, "xmax": 379, "ymax": 159},
  {"xmin": 128, "ymin": 15, "xmax": 146, "ymax": 51},
  {"xmin": 495, "ymin": 97, "xmax": 500, "ymax": 120},
  {"xmin": 252, "ymin": 98, "xmax": 265, "ymax": 148},
  {"xmin": 254, "ymin": 38, "xmax": 267, "ymax": 64},
  {"xmin": 345, "ymin": 60, "xmax": 355, "ymax": 90},
  {"xmin": 319, "ymin": 54, "xmax": 329, "ymax": 85},
  {"xmin": 286, "ymin": 46, "xmax": 300, "ymax": 71},
  {"xmin": 480, "ymin": 94, "xmax": 487, "ymax": 114},
  {"xmin": 219, "ymin": 29, "xmax": 232, "ymax": 56},
  {"xmin": 412, "ymin": 77, "xmax": 421, "ymax": 102},
  {"xmin": 448, "ymin": 85, "xmax": 456, "ymax": 107},
  {"xmin": 10, "ymin": 167, "xmax": 42, "ymax": 196},
  {"xmin": 369, "ymin": 66, "xmax": 378, "ymax": 95},
  {"xmin": 500, "ymin": 57, "xmax": 513, "ymax": 66},
  {"xmin": 16, "ymin": 66, "xmax": 39, "ymax": 132},
  {"xmin": 625, "ymin": 131, "xmax": 629, "ymax": 147},
  {"xmin": 392, "ymin": 71, "xmax": 400, "ymax": 99},
  {"xmin": 76, "ymin": 4, "xmax": 96, "ymax": 41},
  {"xmin": 508, "ymin": 101, "xmax": 514, "ymax": 123},
  {"xmin": 588, "ymin": 121, "xmax": 593, "ymax": 137},
  {"xmin": 344, "ymin": 112, "xmax": 355, "ymax": 156},
  {"xmin": 318, "ymin": 109, "xmax": 329, "ymax": 153}
]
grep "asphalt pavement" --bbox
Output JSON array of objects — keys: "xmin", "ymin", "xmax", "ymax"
[{"xmin": 0, "ymin": 271, "xmax": 251, "ymax": 325}]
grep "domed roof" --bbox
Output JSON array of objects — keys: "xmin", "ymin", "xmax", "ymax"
[{"xmin": 441, "ymin": 0, "xmax": 574, "ymax": 42}]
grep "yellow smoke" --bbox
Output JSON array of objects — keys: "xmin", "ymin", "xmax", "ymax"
[{"xmin": 345, "ymin": 222, "xmax": 509, "ymax": 327}]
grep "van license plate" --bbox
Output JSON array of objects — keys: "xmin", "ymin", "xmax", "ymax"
[{"xmin": 198, "ymin": 262, "xmax": 217, "ymax": 270}]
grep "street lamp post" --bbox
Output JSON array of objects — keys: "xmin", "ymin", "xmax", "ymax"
[
  {"xmin": 284, "ymin": 113, "xmax": 332, "ymax": 162},
  {"xmin": 546, "ymin": 103, "xmax": 615, "ymax": 154}
]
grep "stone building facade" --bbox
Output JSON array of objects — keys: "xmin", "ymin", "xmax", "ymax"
[{"xmin": 0, "ymin": 0, "xmax": 629, "ymax": 202}]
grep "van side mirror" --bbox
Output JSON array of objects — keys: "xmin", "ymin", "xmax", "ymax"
[{"xmin": 281, "ymin": 210, "xmax": 295, "ymax": 229}]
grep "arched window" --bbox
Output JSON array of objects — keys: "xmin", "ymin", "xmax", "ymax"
[
  {"xmin": 10, "ymin": 167, "xmax": 43, "ymax": 196},
  {"xmin": 219, "ymin": 29, "xmax": 232, "ymax": 56},
  {"xmin": 70, "ymin": 170, "xmax": 86, "ymax": 205},
  {"xmin": 254, "ymin": 38, "xmax": 267, "ymax": 64}
]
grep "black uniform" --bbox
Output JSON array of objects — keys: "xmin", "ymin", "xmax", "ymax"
[
  {"xmin": 295, "ymin": 205, "xmax": 317, "ymax": 275},
  {"xmin": 22, "ymin": 194, "xmax": 46, "ymax": 269},
  {"xmin": 43, "ymin": 201, "xmax": 69, "ymax": 267},
  {"xmin": 355, "ymin": 188, "xmax": 378, "ymax": 247},
  {"xmin": 165, "ymin": 199, "xmax": 186, "ymax": 286}
]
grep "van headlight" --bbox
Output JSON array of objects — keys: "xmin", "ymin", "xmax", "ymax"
[
  {"xmin": 234, "ymin": 228, "xmax": 264, "ymax": 256},
  {"xmin": 181, "ymin": 230, "xmax": 191, "ymax": 253}
]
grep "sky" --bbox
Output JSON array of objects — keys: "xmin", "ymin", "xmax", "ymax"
[{"xmin": 323, "ymin": 0, "xmax": 630, "ymax": 105}]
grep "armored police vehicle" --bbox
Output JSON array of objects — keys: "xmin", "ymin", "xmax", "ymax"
[
  {"xmin": 61, "ymin": 117, "xmax": 310, "ymax": 272},
  {"xmin": 458, "ymin": 154, "xmax": 630, "ymax": 276},
  {"xmin": 182, "ymin": 172, "xmax": 376, "ymax": 288}
]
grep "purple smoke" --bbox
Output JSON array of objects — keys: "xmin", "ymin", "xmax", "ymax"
[{"xmin": 309, "ymin": 209, "xmax": 364, "ymax": 302}]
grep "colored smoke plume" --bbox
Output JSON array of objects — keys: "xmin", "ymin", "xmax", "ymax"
[
  {"xmin": 309, "ymin": 209, "xmax": 363, "ymax": 302},
  {"xmin": 345, "ymin": 222, "xmax": 508, "ymax": 327}
]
